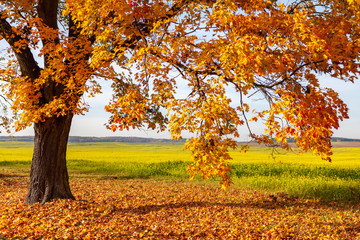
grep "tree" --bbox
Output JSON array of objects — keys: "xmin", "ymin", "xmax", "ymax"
[{"xmin": 0, "ymin": 0, "xmax": 359, "ymax": 204}]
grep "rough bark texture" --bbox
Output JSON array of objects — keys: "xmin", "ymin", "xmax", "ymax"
[
  {"xmin": 0, "ymin": 0, "xmax": 78, "ymax": 205},
  {"xmin": 0, "ymin": 15, "xmax": 41, "ymax": 79},
  {"xmin": 22, "ymin": 0, "xmax": 77, "ymax": 205},
  {"xmin": 25, "ymin": 114, "xmax": 75, "ymax": 205}
]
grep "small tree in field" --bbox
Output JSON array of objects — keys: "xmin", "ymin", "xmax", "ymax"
[{"xmin": 0, "ymin": 0, "xmax": 359, "ymax": 204}]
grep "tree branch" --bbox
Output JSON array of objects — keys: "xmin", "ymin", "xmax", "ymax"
[
  {"xmin": 37, "ymin": 0, "xmax": 59, "ymax": 30},
  {"xmin": 0, "ymin": 13, "xmax": 41, "ymax": 79},
  {"xmin": 111, "ymin": 0, "xmax": 202, "ymax": 56}
]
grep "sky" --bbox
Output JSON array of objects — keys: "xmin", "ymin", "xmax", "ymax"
[
  {"xmin": 1, "ymin": 37, "xmax": 359, "ymax": 140},
  {"xmin": 68, "ymin": 77, "xmax": 360, "ymax": 140},
  {"xmin": 7, "ymin": 75, "xmax": 360, "ymax": 140},
  {"xmin": 1, "ymin": 4, "xmax": 359, "ymax": 140}
]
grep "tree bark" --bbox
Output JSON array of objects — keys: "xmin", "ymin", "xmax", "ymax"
[{"xmin": 25, "ymin": 114, "xmax": 75, "ymax": 205}]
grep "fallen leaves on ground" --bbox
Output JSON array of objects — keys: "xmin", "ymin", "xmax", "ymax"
[{"xmin": 1, "ymin": 174, "xmax": 360, "ymax": 239}]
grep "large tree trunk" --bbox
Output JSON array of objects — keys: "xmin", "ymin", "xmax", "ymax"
[{"xmin": 25, "ymin": 114, "xmax": 75, "ymax": 205}]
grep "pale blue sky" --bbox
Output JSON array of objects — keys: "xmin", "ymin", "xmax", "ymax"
[
  {"xmin": 74, "ymin": 77, "xmax": 360, "ymax": 140},
  {"xmin": 7, "ymin": 74, "xmax": 359, "ymax": 140},
  {"xmin": 1, "ymin": 34, "xmax": 358, "ymax": 139},
  {"xmin": 0, "ymin": 10, "xmax": 359, "ymax": 140}
]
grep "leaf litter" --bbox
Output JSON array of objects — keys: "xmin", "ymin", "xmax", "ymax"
[{"xmin": 1, "ymin": 174, "xmax": 359, "ymax": 239}]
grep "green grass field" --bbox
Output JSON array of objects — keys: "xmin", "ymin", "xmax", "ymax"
[{"xmin": 0, "ymin": 141, "xmax": 359, "ymax": 202}]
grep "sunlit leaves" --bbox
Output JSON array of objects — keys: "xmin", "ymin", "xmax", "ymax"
[{"xmin": 263, "ymin": 86, "xmax": 349, "ymax": 160}]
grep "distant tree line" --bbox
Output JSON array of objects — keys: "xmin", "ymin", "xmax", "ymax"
[
  {"xmin": 0, "ymin": 136, "xmax": 358, "ymax": 143},
  {"xmin": 0, "ymin": 136, "xmax": 187, "ymax": 143}
]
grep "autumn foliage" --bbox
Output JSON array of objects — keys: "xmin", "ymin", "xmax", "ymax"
[
  {"xmin": 1, "ymin": 174, "xmax": 360, "ymax": 239},
  {"xmin": 64, "ymin": 0, "xmax": 360, "ymax": 186},
  {"xmin": 0, "ymin": 0, "xmax": 360, "ymax": 202}
]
